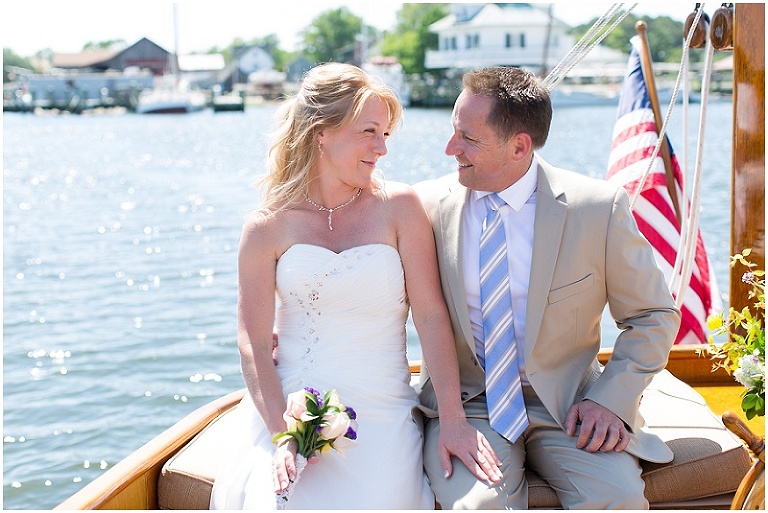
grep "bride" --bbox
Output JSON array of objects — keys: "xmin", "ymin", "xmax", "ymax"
[{"xmin": 210, "ymin": 63, "xmax": 500, "ymax": 509}]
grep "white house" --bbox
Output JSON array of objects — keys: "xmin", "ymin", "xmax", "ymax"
[
  {"xmin": 425, "ymin": 3, "xmax": 626, "ymax": 78},
  {"xmin": 234, "ymin": 46, "xmax": 275, "ymax": 75}
]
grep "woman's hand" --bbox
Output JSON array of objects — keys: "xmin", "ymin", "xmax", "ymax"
[
  {"xmin": 438, "ymin": 418, "xmax": 503, "ymax": 483},
  {"xmin": 272, "ymin": 439, "xmax": 298, "ymax": 492}
]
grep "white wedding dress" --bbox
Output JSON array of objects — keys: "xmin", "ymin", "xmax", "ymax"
[{"xmin": 210, "ymin": 243, "xmax": 434, "ymax": 509}]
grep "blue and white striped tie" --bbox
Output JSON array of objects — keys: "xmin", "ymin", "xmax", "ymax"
[{"xmin": 479, "ymin": 193, "xmax": 528, "ymax": 442}]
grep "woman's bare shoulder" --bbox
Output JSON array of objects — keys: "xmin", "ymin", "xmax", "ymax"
[
  {"xmin": 240, "ymin": 209, "xmax": 286, "ymax": 252},
  {"xmin": 378, "ymin": 181, "xmax": 429, "ymax": 225},
  {"xmin": 380, "ymin": 180, "xmax": 421, "ymax": 204}
]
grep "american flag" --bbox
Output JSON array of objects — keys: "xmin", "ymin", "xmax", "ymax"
[{"xmin": 606, "ymin": 37, "xmax": 721, "ymax": 344}]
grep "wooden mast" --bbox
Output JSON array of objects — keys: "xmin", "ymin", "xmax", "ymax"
[
  {"xmin": 635, "ymin": 21, "xmax": 682, "ymax": 223},
  {"xmin": 729, "ymin": 3, "xmax": 765, "ymax": 314}
]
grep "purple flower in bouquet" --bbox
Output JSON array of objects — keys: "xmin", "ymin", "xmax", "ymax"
[{"xmin": 272, "ymin": 388, "xmax": 358, "ymax": 508}]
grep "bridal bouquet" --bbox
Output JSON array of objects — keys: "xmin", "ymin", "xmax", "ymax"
[
  {"xmin": 272, "ymin": 387, "xmax": 358, "ymax": 509},
  {"xmin": 706, "ymin": 249, "xmax": 765, "ymax": 420}
]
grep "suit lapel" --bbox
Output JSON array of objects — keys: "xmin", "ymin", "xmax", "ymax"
[
  {"xmin": 438, "ymin": 187, "xmax": 476, "ymax": 355},
  {"xmin": 525, "ymin": 159, "xmax": 567, "ymax": 354}
]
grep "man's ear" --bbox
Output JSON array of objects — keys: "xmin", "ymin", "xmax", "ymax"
[{"xmin": 510, "ymin": 132, "xmax": 533, "ymax": 161}]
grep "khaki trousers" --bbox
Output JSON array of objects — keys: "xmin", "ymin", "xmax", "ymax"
[{"xmin": 423, "ymin": 388, "xmax": 648, "ymax": 509}]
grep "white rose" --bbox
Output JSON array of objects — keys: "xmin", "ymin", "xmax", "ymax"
[{"xmin": 320, "ymin": 411, "xmax": 352, "ymax": 440}]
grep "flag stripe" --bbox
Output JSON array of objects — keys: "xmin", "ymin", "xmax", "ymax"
[{"xmin": 606, "ymin": 37, "xmax": 720, "ymax": 345}]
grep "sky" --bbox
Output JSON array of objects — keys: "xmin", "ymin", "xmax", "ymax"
[{"xmin": 3, "ymin": 1, "xmax": 706, "ymax": 57}]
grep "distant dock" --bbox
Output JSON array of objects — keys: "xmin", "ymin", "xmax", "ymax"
[{"xmin": 3, "ymin": 70, "xmax": 151, "ymax": 114}]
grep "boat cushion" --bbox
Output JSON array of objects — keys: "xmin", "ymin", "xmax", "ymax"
[{"xmin": 157, "ymin": 370, "xmax": 752, "ymax": 510}]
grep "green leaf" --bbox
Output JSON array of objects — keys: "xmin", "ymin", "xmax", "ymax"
[
  {"xmin": 742, "ymin": 394, "xmax": 757, "ymax": 410},
  {"xmin": 754, "ymin": 395, "xmax": 765, "ymax": 417}
]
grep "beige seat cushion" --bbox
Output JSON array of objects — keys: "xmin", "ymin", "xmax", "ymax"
[{"xmin": 157, "ymin": 370, "xmax": 753, "ymax": 510}]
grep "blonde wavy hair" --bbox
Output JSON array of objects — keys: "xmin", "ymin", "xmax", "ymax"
[{"xmin": 258, "ymin": 62, "xmax": 403, "ymax": 213}]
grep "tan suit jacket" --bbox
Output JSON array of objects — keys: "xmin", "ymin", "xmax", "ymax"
[{"xmin": 416, "ymin": 157, "xmax": 680, "ymax": 464}]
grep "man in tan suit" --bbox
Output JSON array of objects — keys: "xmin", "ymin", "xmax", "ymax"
[{"xmin": 415, "ymin": 67, "xmax": 681, "ymax": 509}]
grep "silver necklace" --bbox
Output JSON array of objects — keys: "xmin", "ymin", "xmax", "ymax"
[{"xmin": 304, "ymin": 187, "xmax": 363, "ymax": 231}]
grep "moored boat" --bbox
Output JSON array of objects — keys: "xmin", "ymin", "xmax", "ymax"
[
  {"xmin": 134, "ymin": 3, "xmax": 207, "ymax": 115},
  {"xmin": 54, "ymin": 4, "xmax": 764, "ymax": 510},
  {"xmin": 134, "ymin": 87, "xmax": 207, "ymax": 114}
]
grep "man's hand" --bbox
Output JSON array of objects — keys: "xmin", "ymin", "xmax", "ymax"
[
  {"xmin": 272, "ymin": 331, "xmax": 279, "ymax": 365},
  {"xmin": 438, "ymin": 418, "xmax": 503, "ymax": 483},
  {"xmin": 565, "ymin": 400, "xmax": 630, "ymax": 453}
]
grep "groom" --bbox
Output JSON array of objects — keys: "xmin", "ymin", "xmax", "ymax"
[{"xmin": 415, "ymin": 67, "xmax": 680, "ymax": 509}]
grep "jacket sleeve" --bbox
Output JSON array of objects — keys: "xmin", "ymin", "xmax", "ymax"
[{"xmin": 584, "ymin": 187, "xmax": 681, "ymax": 429}]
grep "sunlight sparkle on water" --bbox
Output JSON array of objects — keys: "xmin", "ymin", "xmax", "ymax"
[{"xmin": 189, "ymin": 372, "xmax": 222, "ymax": 383}]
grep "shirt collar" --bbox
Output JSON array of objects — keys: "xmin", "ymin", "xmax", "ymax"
[{"xmin": 473, "ymin": 157, "xmax": 538, "ymax": 212}]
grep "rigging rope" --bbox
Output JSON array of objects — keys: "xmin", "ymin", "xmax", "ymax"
[
  {"xmin": 543, "ymin": 3, "xmax": 637, "ymax": 90},
  {"xmin": 542, "ymin": 3, "xmax": 717, "ymax": 310},
  {"xmin": 670, "ymin": 38, "xmax": 693, "ymax": 294},
  {"xmin": 627, "ymin": 6, "xmax": 704, "ymax": 211},
  {"xmin": 674, "ymin": 19, "xmax": 716, "ymax": 309}
]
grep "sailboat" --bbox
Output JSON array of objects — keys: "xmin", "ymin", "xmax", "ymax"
[
  {"xmin": 134, "ymin": 79, "xmax": 206, "ymax": 114},
  {"xmin": 54, "ymin": 3, "xmax": 764, "ymax": 510},
  {"xmin": 135, "ymin": 4, "xmax": 206, "ymax": 114}
]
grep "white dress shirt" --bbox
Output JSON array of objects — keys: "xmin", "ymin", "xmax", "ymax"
[{"xmin": 461, "ymin": 159, "xmax": 538, "ymax": 384}]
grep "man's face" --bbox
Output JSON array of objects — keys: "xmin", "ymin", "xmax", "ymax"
[{"xmin": 445, "ymin": 90, "xmax": 528, "ymax": 192}]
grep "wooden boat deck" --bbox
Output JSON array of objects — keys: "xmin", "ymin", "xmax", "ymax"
[{"xmin": 54, "ymin": 347, "xmax": 762, "ymax": 510}]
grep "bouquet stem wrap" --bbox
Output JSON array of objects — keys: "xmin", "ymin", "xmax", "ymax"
[{"xmin": 275, "ymin": 453, "xmax": 307, "ymax": 509}]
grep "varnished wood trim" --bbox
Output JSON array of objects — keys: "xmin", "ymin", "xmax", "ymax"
[
  {"xmin": 54, "ymin": 389, "xmax": 246, "ymax": 510},
  {"xmin": 413, "ymin": 346, "xmax": 737, "ymax": 387},
  {"xmin": 730, "ymin": 3, "xmax": 765, "ymax": 313},
  {"xmin": 641, "ymin": 345, "xmax": 737, "ymax": 385}
]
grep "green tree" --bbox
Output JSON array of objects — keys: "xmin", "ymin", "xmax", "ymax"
[
  {"xmin": 571, "ymin": 14, "xmax": 692, "ymax": 63},
  {"xmin": 301, "ymin": 7, "xmax": 362, "ymax": 63},
  {"xmin": 381, "ymin": 3, "xmax": 449, "ymax": 74},
  {"xmin": 3, "ymin": 47, "xmax": 34, "ymax": 82},
  {"xmin": 205, "ymin": 35, "xmax": 294, "ymax": 71},
  {"xmin": 246, "ymin": 34, "xmax": 294, "ymax": 71}
]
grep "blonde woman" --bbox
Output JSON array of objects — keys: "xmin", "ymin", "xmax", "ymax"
[{"xmin": 210, "ymin": 63, "xmax": 500, "ymax": 509}]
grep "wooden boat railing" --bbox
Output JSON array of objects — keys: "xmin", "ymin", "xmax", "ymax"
[
  {"xmin": 54, "ymin": 389, "xmax": 246, "ymax": 510},
  {"xmin": 724, "ymin": 412, "xmax": 765, "ymax": 509}
]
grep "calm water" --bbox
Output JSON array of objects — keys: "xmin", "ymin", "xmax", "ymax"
[{"xmin": 3, "ymin": 99, "xmax": 733, "ymax": 510}]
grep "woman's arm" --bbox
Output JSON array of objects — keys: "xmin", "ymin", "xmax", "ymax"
[
  {"xmin": 237, "ymin": 213, "xmax": 298, "ymax": 491},
  {"xmin": 391, "ymin": 184, "xmax": 501, "ymax": 483}
]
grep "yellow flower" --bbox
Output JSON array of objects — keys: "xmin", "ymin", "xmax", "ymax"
[
  {"xmin": 707, "ymin": 314, "xmax": 723, "ymax": 331},
  {"xmin": 707, "ymin": 249, "xmax": 765, "ymax": 420}
]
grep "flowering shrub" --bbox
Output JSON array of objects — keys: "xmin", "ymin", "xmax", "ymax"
[
  {"xmin": 706, "ymin": 249, "xmax": 765, "ymax": 420},
  {"xmin": 273, "ymin": 387, "xmax": 358, "ymax": 457}
]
